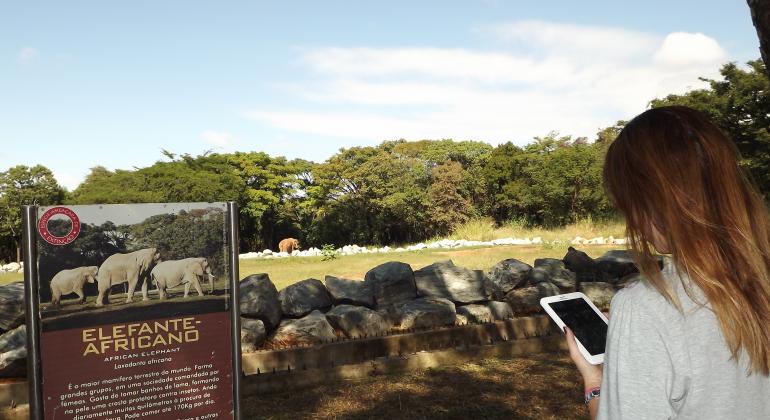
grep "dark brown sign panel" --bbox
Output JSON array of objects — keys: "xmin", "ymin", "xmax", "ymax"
[{"xmin": 23, "ymin": 203, "xmax": 241, "ymax": 420}]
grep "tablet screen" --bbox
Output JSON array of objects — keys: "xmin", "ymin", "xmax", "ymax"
[{"xmin": 549, "ymin": 298, "xmax": 607, "ymax": 356}]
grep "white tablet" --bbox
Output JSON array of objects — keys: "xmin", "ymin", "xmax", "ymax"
[{"xmin": 540, "ymin": 292, "xmax": 609, "ymax": 365}]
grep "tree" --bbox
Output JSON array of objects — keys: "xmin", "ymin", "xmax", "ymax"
[
  {"xmin": 0, "ymin": 165, "xmax": 66, "ymax": 262},
  {"xmin": 748, "ymin": 0, "xmax": 770, "ymax": 79},
  {"xmin": 480, "ymin": 142, "xmax": 528, "ymax": 223},
  {"xmin": 427, "ymin": 161, "xmax": 475, "ymax": 235},
  {"xmin": 651, "ymin": 60, "xmax": 770, "ymax": 197}
]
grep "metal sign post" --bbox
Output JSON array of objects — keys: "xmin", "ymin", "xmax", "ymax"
[{"xmin": 22, "ymin": 205, "xmax": 43, "ymax": 420}]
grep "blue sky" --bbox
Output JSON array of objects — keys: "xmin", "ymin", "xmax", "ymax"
[{"xmin": 0, "ymin": 1, "xmax": 760, "ymax": 190}]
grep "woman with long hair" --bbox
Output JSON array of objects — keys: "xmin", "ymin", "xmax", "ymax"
[{"xmin": 565, "ymin": 105, "xmax": 770, "ymax": 419}]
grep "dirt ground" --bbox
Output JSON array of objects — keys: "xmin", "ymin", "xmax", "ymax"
[{"xmin": 242, "ymin": 351, "xmax": 586, "ymax": 420}]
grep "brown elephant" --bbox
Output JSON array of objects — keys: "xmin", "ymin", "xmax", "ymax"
[{"xmin": 278, "ymin": 238, "xmax": 300, "ymax": 253}]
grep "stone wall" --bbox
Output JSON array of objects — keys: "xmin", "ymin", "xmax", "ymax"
[
  {"xmin": 239, "ymin": 247, "xmax": 650, "ymax": 352},
  {"xmin": 0, "ymin": 246, "xmax": 651, "ymax": 377}
]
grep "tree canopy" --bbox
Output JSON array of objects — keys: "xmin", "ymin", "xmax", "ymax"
[{"xmin": 1, "ymin": 59, "xmax": 768, "ymax": 262}]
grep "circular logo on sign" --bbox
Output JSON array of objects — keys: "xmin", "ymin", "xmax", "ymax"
[{"xmin": 38, "ymin": 207, "xmax": 81, "ymax": 246}]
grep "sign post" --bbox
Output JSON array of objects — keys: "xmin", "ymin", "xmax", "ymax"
[{"xmin": 23, "ymin": 202, "xmax": 241, "ymax": 420}]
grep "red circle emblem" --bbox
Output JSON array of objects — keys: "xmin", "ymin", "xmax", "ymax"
[{"xmin": 38, "ymin": 207, "xmax": 81, "ymax": 246}]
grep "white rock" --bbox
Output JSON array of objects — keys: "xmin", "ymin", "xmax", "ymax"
[
  {"xmin": 262, "ymin": 249, "xmax": 273, "ymax": 255},
  {"xmin": 4, "ymin": 263, "xmax": 21, "ymax": 272},
  {"xmin": 531, "ymin": 237, "xmax": 543, "ymax": 244}
]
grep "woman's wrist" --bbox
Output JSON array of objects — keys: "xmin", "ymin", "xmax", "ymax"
[{"xmin": 583, "ymin": 378, "xmax": 602, "ymax": 391}]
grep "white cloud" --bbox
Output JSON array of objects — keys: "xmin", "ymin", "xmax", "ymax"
[
  {"xmin": 654, "ymin": 32, "xmax": 727, "ymax": 67},
  {"xmin": 18, "ymin": 47, "xmax": 40, "ymax": 64},
  {"xmin": 246, "ymin": 21, "xmax": 729, "ymax": 145},
  {"xmin": 200, "ymin": 130, "xmax": 231, "ymax": 147}
]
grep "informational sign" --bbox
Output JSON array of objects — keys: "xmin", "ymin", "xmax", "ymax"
[{"xmin": 22, "ymin": 203, "xmax": 242, "ymax": 420}]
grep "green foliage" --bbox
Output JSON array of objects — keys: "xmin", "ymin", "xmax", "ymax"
[
  {"xmin": 427, "ymin": 161, "xmax": 475, "ymax": 236},
  {"xmin": 320, "ymin": 244, "xmax": 340, "ymax": 261},
  {"xmin": 480, "ymin": 133, "xmax": 614, "ymax": 227},
  {"xmin": 129, "ymin": 207, "xmax": 228, "ymax": 276},
  {"xmin": 4, "ymin": 58, "xmax": 768, "ymax": 256},
  {"xmin": 651, "ymin": 59, "xmax": 770, "ymax": 197},
  {"xmin": 0, "ymin": 165, "xmax": 66, "ymax": 262}
]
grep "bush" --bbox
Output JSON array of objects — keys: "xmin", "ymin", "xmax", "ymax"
[{"xmin": 321, "ymin": 244, "xmax": 340, "ymax": 261}]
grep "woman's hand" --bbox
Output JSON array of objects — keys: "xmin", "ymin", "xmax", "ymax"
[{"xmin": 565, "ymin": 326, "xmax": 603, "ymax": 388}]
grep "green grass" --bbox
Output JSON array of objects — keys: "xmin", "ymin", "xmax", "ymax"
[
  {"xmin": 0, "ymin": 272, "xmax": 22, "ymax": 286},
  {"xmin": 443, "ymin": 217, "xmax": 626, "ymax": 243},
  {"xmin": 240, "ymin": 244, "xmax": 619, "ymax": 290}
]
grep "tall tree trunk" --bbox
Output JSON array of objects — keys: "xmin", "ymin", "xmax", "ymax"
[
  {"xmin": 748, "ymin": 0, "xmax": 770, "ymax": 78},
  {"xmin": 15, "ymin": 239, "xmax": 20, "ymax": 264}
]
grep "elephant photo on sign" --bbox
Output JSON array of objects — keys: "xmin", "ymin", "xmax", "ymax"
[
  {"xmin": 151, "ymin": 257, "xmax": 214, "ymax": 299},
  {"xmin": 50, "ymin": 266, "xmax": 99, "ymax": 306},
  {"xmin": 95, "ymin": 248, "xmax": 161, "ymax": 306}
]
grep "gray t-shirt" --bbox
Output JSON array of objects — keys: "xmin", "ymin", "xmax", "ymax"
[{"xmin": 596, "ymin": 257, "xmax": 770, "ymax": 419}]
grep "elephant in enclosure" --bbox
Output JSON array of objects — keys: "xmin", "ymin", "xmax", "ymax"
[
  {"xmin": 96, "ymin": 248, "xmax": 161, "ymax": 306},
  {"xmin": 50, "ymin": 266, "xmax": 99, "ymax": 306},
  {"xmin": 151, "ymin": 258, "xmax": 214, "ymax": 299},
  {"xmin": 278, "ymin": 238, "xmax": 300, "ymax": 253}
]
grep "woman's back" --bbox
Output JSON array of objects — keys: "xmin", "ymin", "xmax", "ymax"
[{"xmin": 597, "ymin": 257, "xmax": 770, "ymax": 419}]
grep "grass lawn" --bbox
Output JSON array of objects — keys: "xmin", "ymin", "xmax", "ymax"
[
  {"xmin": 242, "ymin": 351, "xmax": 586, "ymax": 420},
  {"xmin": 0, "ymin": 244, "xmax": 621, "ymax": 290},
  {"xmin": 239, "ymin": 244, "xmax": 619, "ymax": 290}
]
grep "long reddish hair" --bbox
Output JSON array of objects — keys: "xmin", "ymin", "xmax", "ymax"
[{"xmin": 603, "ymin": 105, "xmax": 770, "ymax": 375}]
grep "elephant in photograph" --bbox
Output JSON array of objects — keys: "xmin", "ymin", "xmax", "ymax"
[
  {"xmin": 96, "ymin": 248, "xmax": 161, "ymax": 306},
  {"xmin": 278, "ymin": 238, "xmax": 300, "ymax": 253},
  {"xmin": 151, "ymin": 257, "xmax": 214, "ymax": 299},
  {"xmin": 50, "ymin": 266, "xmax": 99, "ymax": 306}
]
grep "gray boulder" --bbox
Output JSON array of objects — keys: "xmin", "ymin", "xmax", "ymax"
[
  {"xmin": 525, "ymin": 267, "xmax": 551, "ymax": 284},
  {"xmin": 595, "ymin": 251, "xmax": 638, "ymax": 282},
  {"xmin": 562, "ymin": 247, "xmax": 597, "ymax": 282},
  {"xmin": 579, "ymin": 282, "xmax": 615, "ymax": 310},
  {"xmin": 457, "ymin": 301, "xmax": 514, "ymax": 323},
  {"xmin": 534, "ymin": 258, "xmax": 565, "ymax": 271},
  {"xmin": 524, "ymin": 266, "xmax": 576, "ymax": 292},
  {"xmin": 0, "ymin": 325, "xmax": 26, "ymax": 378},
  {"xmin": 0, "ymin": 282, "xmax": 25, "ymax": 332},
  {"xmin": 324, "ymin": 275, "xmax": 374, "ymax": 308},
  {"xmin": 240, "ymin": 318, "xmax": 266, "ymax": 353},
  {"xmin": 395, "ymin": 297, "xmax": 456, "ymax": 330},
  {"xmin": 239, "ymin": 274, "xmax": 283, "ymax": 330},
  {"xmin": 364, "ymin": 262, "xmax": 418, "ymax": 307},
  {"xmin": 278, "ymin": 278, "xmax": 332, "ymax": 318},
  {"xmin": 269, "ymin": 310, "xmax": 337, "ymax": 346},
  {"xmin": 414, "ymin": 260, "xmax": 491, "ymax": 304},
  {"xmin": 325, "ymin": 305, "xmax": 392, "ymax": 338},
  {"xmin": 487, "ymin": 259, "xmax": 532, "ymax": 294},
  {"xmin": 505, "ymin": 282, "xmax": 560, "ymax": 314}
]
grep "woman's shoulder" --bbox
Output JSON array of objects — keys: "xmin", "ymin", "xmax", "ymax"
[{"xmin": 611, "ymin": 276, "xmax": 669, "ymax": 310}]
